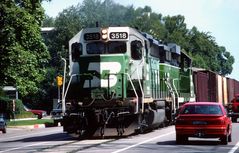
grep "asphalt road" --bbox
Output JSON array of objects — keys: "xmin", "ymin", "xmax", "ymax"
[{"xmin": 0, "ymin": 123, "xmax": 239, "ymax": 153}]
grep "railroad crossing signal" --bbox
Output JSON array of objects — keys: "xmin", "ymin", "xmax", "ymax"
[{"xmin": 56, "ymin": 76, "xmax": 63, "ymax": 87}]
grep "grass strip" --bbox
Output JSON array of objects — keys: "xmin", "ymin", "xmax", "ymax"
[{"xmin": 7, "ymin": 119, "xmax": 54, "ymax": 126}]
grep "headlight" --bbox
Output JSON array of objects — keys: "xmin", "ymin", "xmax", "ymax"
[{"xmin": 101, "ymin": 28, "xmax": 108, "ymax": 40}]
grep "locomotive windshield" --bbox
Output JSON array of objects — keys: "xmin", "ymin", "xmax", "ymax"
[{"xmin": 86, "ymin": 41, "xmax": 126, "ymax": 54}]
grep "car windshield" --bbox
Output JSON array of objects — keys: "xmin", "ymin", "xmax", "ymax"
[
  {"xmin": 0, "ymin": 118, "xmax": 5, "ymax": 122},
  {"xmin": 181, "ymin": 105, "xmax": 223, "ymax": 115}
]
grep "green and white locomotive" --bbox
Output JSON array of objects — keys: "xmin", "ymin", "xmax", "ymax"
[{"xmin": 62, "ymin": 26, "xmax": 195, "ymax": 138}]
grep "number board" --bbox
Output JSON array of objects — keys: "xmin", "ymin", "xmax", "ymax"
[
  {"xmin": 109, "ymin": 32, "xmax": 128, "ymax": 39},
  {"xmin": 84, "ymin": 33, "xmax": 100, "ymax": 41}
]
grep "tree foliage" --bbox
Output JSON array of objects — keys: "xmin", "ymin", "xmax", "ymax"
[
  {"xmin": 1, "ymin": 0, "xmax": 233, "ymax": 107},
  {"xmin": 42, "ymin": 0, "xmax": 234, "ymax": 77},
  {"xmin": 0, "ymin": 1, "xmax": 50, "ymax": 97}
]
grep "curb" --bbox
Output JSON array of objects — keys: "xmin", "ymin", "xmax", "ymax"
[
  {"xmin": 8, "ymin": 124, "xmax": 46, "ymax": 129},
  {"xmin": 10, "ymin": 118, "xmax": 37, "ymax": 121},
  {"xmin": 33, "ymin": 124, "xmax": 46, "ymax": 129}
]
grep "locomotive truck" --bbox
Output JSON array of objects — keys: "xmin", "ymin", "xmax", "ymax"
[{"xmin": 61, "ymin": 26, "xmax": 195, "ymax": 138}]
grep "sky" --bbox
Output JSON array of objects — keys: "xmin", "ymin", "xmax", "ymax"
[{"xmin": 42, "ymin": 0, "xmax": 239, "ymax": 81}]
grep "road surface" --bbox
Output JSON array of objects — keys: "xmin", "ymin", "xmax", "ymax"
[{"xmin": 0, "ymin": 123, "xmax": 239, "ymax": 153}]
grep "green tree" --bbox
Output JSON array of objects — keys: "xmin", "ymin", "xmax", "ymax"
[
  {"xmin": 78, "ymin": 0, "xmax": 131, "ymax": 27},
  {"xmin": 45, "ymin": 0, "xmax": 134, "ymax": 61},
  {"xmin": 187, "ymin": 26, "xmax": 234, "ymax": 75},
  {"xmin": 130, "ymin": 6, "xmax": 153, "ymax": 32},
  {"xmin": 54, "ymin": 6, "xmax": 83, "ymax": 53},
  {"xmin": 42, "ymin": 15, "xmax": 55, "ymax": 27},
  {"xmin": 163, "ymin": 15, "xmax": 190, "ymax": 50},
  {"xmin": 217, "ymin": 46, "xmax": 234, "ymax": 75},
  {"xmin": 42, "ymin": 0, "xmax": 234, "ymax": 77},
  {"xmin": 0, "ymin": 1, "xmax": 50, "ymax": 97},
  {"xmin": 40, "ymin": 5, "xmax": 84, "ymax": 111}
]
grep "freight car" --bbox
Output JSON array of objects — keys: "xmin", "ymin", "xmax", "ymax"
[
  {"xmin": 192, "ymin": 69, "xmax": 239, "ymax": 122},
  {"xmin": 61, "ymin": 26, "xmax": 195, "ymax": 138},
  {"xmin": 193, "ymin": 69, "xmax": 228, "ymax": 105}
]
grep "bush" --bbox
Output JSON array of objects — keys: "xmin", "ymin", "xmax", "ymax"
[
  {"xmin": 0, "ymin": 96, "xmax": 26, "ymax": 119},
  {"xmin": 14, "ymin": 111, "xmax": 35, "ymax": 119},
  {"xmin": 0, "ymin": 96, "xmax": 14, "ymax": 119},
  {"xmin": 14, "ymin": 99, "xmax": 25, "ymax": 114}
]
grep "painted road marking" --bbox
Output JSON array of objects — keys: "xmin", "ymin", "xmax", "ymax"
[
  {"xmin": 112, "ymin": 131, "xmax": 175, "ymax": 153},
  {"xmin": 228, "ymin": 141, "xmax": 239, "ymax": 153}
]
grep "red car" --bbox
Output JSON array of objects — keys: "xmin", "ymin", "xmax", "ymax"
[
  {"xmin": 27, "ymin": 109, "xmax": 47, "ymax": 119},
  {"xmin": 175, "ymin": 102, "xmax": 232, "ymax": 145}
]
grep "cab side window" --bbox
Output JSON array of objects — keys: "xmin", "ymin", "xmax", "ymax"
[
  {"xmin": 166, "ymin": 51, "xmax": 171, "ymax": 62},
  {"xmin": 159, "ymin": 46, "xmax": 165, "ymax": 63},
  {"xmin": 180, "ymin": 53, "xmax": 191, "ymax": 71},
  {"xmin": 131, "ymin": 40, "xmax": 142, "ymax": 60},
  {"xmin": 71, "ymin": 42, "xmax": 82, "ymax": 62}
]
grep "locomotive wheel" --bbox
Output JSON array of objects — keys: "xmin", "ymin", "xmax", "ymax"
[
  {"xmin": 117, "ymin": 124, "xmax": 125, "ymax": 136},
  {"xmin": 82, "ymin": 111, "xmax": 98, "ymax": 138},
  {"xmin": 69, "ymin": 110, "xmax": 98, "ymax": 139},
  {"xmin": 100, "ymin": 126, "xmax": 105, "ymax": 138},
  {"xmin": 135, "ymin": 114, "xmax": 146, "ymax": 134},
  {"xmin": 135, "ymin": 125, "xmax": 144, "ymax": 134}
]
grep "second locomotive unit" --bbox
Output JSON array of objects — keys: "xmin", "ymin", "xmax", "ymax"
[{"xmin": 62, "ymin": 26, "xmax": 195, "ymax": 138}]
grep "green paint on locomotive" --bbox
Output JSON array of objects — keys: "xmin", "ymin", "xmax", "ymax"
[
  {"xmin": 74, "ymin": 55, "xmax": 130, "ymax": 100},
  {"xmin": 159, "ymin": 63, "xmax": 180, "ymax": 97},
  {"xmin": 179, "ymin": 67, "xmax": 191, "ymax": 99}
]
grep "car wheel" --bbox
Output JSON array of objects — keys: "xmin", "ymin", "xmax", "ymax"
[
  {"xmin": 38, "ymin": 115, "xmax": 42, "ymax": 119},
  {"xmin": 176, "ymin": 134, "xmax": 181, "ymax": 144},
  {"xmin": 221, "ymin": 135, "xmax": 228, "ymax": 145},
  {"xmin": 54, "ymin": 120, "xmax": 59, "ymax": 126},
  {"xmin": 228, "ymin": 133, "xmax": 232, "ymax": 142},
  {"xmin": 176, "ymin": 134, "xmax": 187, "ymax": 144},
  {"xmin": 2, "ymin": 128, "xmax": 6, "ymax": 134}
]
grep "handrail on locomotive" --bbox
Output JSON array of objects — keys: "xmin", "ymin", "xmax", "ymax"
[{"xmin": 61, "ymin": 70, "xmax": 144, "ymax": 115}]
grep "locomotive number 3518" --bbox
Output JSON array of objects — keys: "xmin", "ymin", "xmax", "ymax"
[{"xmin": 109, "ymin": 32, "xmax": 128, "ymax": 39}]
